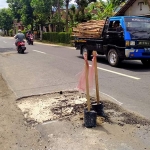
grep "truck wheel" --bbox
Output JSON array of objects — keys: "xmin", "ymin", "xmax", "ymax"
[
  {"xmin": 141, "ymin": 59, "xmax": 150, "ymax": 67},
  {"xmin": 108, "ymin": 49, "xmax": 120, "ymax": 67},
  {"xmin": 82, "ymin": 47, "xmax": 92, "ymax": 60}
]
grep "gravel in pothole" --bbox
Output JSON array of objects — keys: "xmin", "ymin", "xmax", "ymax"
[{"xmin": 17, "ymin": 91, "xmax": 150, "ymax": 127}]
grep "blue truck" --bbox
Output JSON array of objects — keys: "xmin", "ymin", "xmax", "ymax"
[{"xmin": 74, "ymin": 16, "xmax": 150, "ymax": 67}]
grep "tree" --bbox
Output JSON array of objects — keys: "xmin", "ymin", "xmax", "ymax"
[
  {"xmin": 64, "ymin": 0, "xmax": 71, "ymax": 32},
  {"xmin": 6, "ymin": 0, "xmax": 22, "ymax": 22},
  {"xmin": 31, "ymin": 0, "xmax": 63, "ymax": 27},
  {"xmin": 0, "ymin": 8, "xmax": 13, "ymax": 33},
  {"xmin": 68, "ymin": 5, "xmax": 77, "ymax": 27},
  {"xmin": 75, "ymin": 0, "xmax": 95, "ymax": 22},
  {"xmin": 20, "ymin": 0, "xmax": 34, "ymax": 31},
  {"xmin": 31, "ymin": 0, "xmax": 51, "ymax": 26},
  {"xmin": 85, "ymin": 0, "xmax": 125, "ymax": 20}
]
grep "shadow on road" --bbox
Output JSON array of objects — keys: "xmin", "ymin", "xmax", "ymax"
[
  {"xmin": 77, "ymin": 55, "xmax": 150, "ymax": 72},
  {"xmin": 119, "ymin": 61, "xmax": 150, "ymax": 72},
  {"xmin": 19, "ymin": 52, "xmax": 29, "ymax": 54},
  {"xmin": 0, "ymin": 48, "xmax": 29, "ymax": 55}
]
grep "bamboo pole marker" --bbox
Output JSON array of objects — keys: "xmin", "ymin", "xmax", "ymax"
[
  {"xmin": 93, "ymin": 51, "xmax": 100, "ymax": 104},
  {"xmin": 84, "ymin": 52, "xmax": 91, "ymax": 112}
]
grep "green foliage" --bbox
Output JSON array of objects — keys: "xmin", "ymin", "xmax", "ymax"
[
  {"xmin": 31, "ymin": 0, "xmax": 60, "ymax": 25},
  {"xmin": 4, "ymin": 0, "xmax": 125, "ymax": 38},
  {"xmin": 58, "ymin": 32, "xmax": 71, "ymax": 43},
  {"xmin": 48, "ymin": 10, "xmax": 65, "ymax": 32},
  {"xmin": 6, "ymin": 0, "xmax": 22, "ymax": 21},
  {"xmin": 20, "ymin": 0, "xmax": 34, "ymax": 30},
  {"xmin": 64, "ymin": 0, "xmax": 72, "ymax": 32},
  {"xmin": 75, "ymin": 11, "xmax": 91, "ymax": 22},
  {"xmin": 0, "ymin": 8, "xmax": 13, "ymax": 31},
  {"xmin": 74, "ymin": 0, "xmax": 94, "ymax": 23},
  {"xmin": 7, "ymin": 0, "xmax": 35, "ymax": 31},
  {"xmin": 22, "ymin": 30, "xmax": 27, "ymax": 35},
  {"xmin": 6, "ymin": 0, "xmax": 65, "ymax": 29},
  {"xmin": 68, "ymin": 5, "xmax": 78, "ymax": 27},
  {"xmin": 9, "ymin": 29, "xmax": 13, "ymax": 36},
  {"xmin": 42, "ymin": 32, "xmax": 71, "ymax": 44},
  {"xmin": 85, "ymin": 0, "xmax": 125, "ymax": 20}
]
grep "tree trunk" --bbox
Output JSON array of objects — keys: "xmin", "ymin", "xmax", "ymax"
[
  {"xmin": 31, "ymin": 22, "xmax": 33, "ymax": 32},
  {"xmin": 57, "ymin": 0, "xmax": 61, "ymax": 32},
  {"xmin": 39, "ymin": 25, "xmax": 43, "ymax": 41},
  {"xmin": 66, "ymin": 0, "xmax": 69, "ymax": 32}
]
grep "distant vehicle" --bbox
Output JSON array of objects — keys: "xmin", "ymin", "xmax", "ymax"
[
  {"xmin": 27, "ymin": 34, "xmax": 34, "ymax": 45},
  {"xmin": 74, "ymin": 16, "xmax": 150, "ymax": 67}
]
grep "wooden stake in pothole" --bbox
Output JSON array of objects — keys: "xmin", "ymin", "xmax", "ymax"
[
  {"xmin": 92, "ymin": 51, "xmax": 105, "ymax": 118},
  {"xmin": 84, "ymin": 53, "xmax": 90, "ymax": 112},
  {"xmin": 83, "ymin": 52, "xmax": 97, "ymax": 128}
]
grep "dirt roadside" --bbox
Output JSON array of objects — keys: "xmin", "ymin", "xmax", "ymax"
[
  {"xmin": 0, "ymin": 75, "xmax": 49, "ymax": 150},
  {"xmin": 0, "ymin": 74, "xmax": 150, "ymax": 150}
]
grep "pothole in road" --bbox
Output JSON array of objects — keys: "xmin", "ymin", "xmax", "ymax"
[
  {"xmin": 1, "ymin": 52, "xmax": 17, "ymax": 57},
  {"xmin": 0, "ymin": 48, "xmax": 15, "ymax": 53},
  {"xmin": 17, "ymin": 90, "xmax": 150, "ymax": 128},
  {"xmin": 17, "ymin": 91, "xmax": 86, "ymax": 125}
]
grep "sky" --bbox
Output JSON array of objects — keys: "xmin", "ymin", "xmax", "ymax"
[
  {"xmin": 70, "ymin": 0, "xmax": 75, "ymax": 4},
  {"xmin": 0, "ymin": 0, "xmax": 8, "ymax": 9},
  {"xmin": 0, "ymin": 0, "xmax": 76, "ymax": 9}
]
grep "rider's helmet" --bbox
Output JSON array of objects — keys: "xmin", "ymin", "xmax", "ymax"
[{"xmin": 18, "ymin": 29, "xmax": 21, "ymax": 33}]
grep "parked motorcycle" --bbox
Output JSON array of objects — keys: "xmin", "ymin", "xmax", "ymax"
[
  {"xmin": 16, "ymin": 41, "xmax": 26, "ymax": 54},
  {"xmin": 27, "ymin": 35, "xmax": 34, "ymax": 45}
]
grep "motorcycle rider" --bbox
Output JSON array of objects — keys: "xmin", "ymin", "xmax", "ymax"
[
  {"xmin": 14, "ymin": 29, "xmax": 25, "ymax": 46},
  {"xmin": 26, "ymin": 30, "xmax": 33, "ymax": 42}
]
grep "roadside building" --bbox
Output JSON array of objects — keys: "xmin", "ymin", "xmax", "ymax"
[
  {"xmin": 13, "ymin": 20, "xmax": 24, "ymax": 34},
  {"xmin": 115, "ymin": 0, "xmax": 150, "ymax": 17}
]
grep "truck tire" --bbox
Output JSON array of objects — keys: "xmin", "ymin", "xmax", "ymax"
[
  {"xmin": 141, "ymin": 59, "xmax": 150, "ymax": 67},
  {"xmin": 108, "ymin": 49, "xmax": 120, "ymax": 67},
  {"xmin": 82, "ymin": 47, "xmax": 92, "ymax": 60}
]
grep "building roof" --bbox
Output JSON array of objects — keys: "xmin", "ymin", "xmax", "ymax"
[{"xmin": 115, "ymin": 0, "xmax": 136, "ymax": 16}]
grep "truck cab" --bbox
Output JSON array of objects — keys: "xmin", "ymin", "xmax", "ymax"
[
  {"xmin": 103, "ymin": 16, "xmax": 150, "ymax": 66},
  {"xmin": 75, "ymin": 16, "xmax": 150, "ymax": 67}
]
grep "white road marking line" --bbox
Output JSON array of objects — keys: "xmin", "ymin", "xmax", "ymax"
[
  {"xmin": 89, "ymin": 65, "xmax": 140, "ymax": 80},
  {"xmin": 33, "ymin": 50, "xmax": 46, "ymax": 54},
  {"xmin": 93, "ymin": 89, "xmax": 123, "ymax": 105},
  {"xmin": 100, "ymin": 91, "xmax": 123, "ymax": 105}
]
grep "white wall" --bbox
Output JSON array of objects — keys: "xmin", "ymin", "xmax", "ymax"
[{"xmin": 125, "ymin": 0, "xmax": 150, "ymax": 16}]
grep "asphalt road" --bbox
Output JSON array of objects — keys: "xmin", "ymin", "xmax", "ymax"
[{"xmin": 0, "ymin": 36, "xmax": 150, "ymax": 120}]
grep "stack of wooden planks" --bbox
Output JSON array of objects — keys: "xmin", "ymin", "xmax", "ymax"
[{"xmin": 72, "ymin": 20, "xmax": 105, "ymax": 38}]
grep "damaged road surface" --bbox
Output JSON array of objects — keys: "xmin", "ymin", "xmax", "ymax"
[{"xmin": 1, "ymin": 74, "xmax": 150, "ymax": 150}]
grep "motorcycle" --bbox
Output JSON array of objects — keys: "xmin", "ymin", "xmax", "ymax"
[
  {"xmin": 16, "ymin": 41, "xmax": 26, "ymax": 54},
  {"xmin": 27, "ymin": 35, "xmax": 34, "ymax": 45}
]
